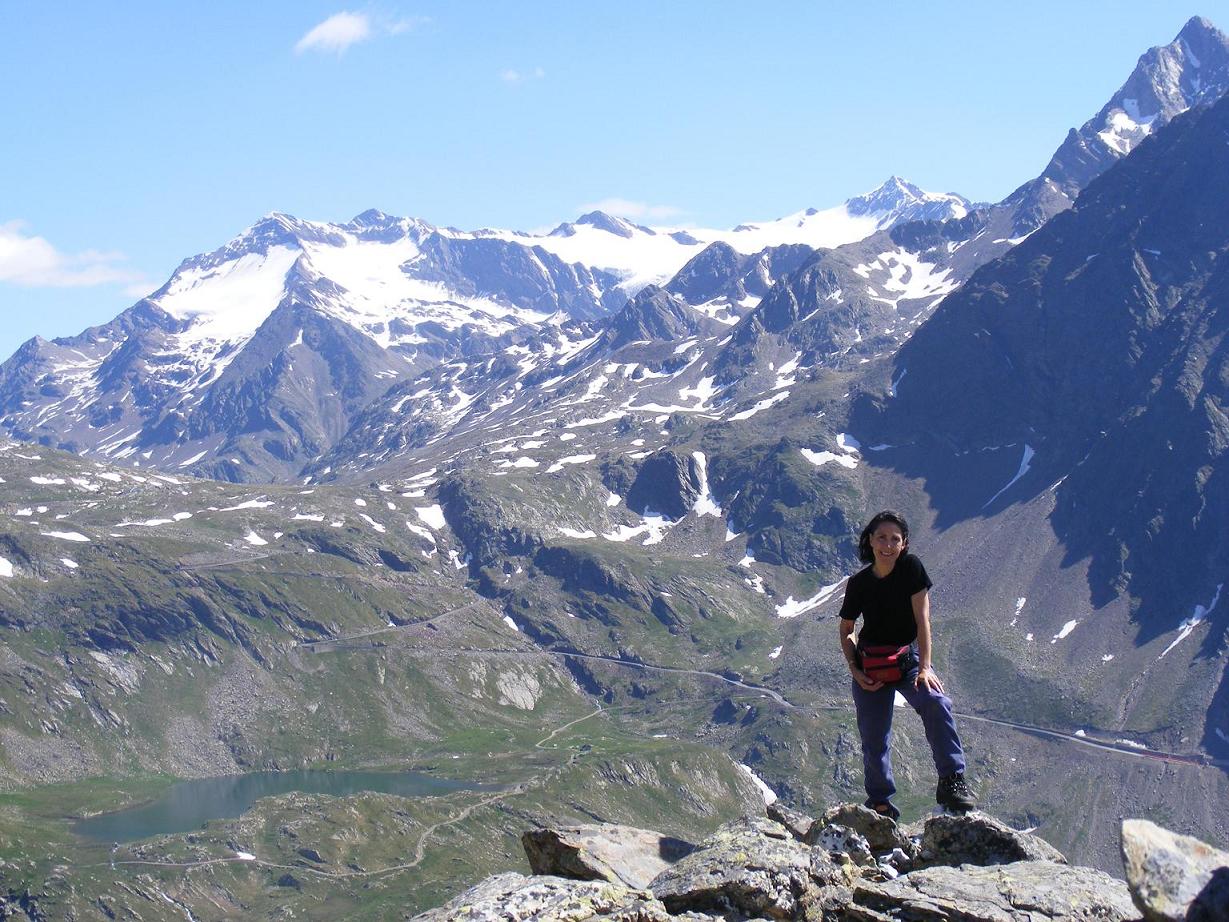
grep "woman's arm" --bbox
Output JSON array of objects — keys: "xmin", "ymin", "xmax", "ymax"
[
  {"xmin": 912, "ymin": 588, "xmax": 945, "ymax": 693},
  {"xmin": 839, "ymin": 618, "xmax": 883, "ymax": 691}
]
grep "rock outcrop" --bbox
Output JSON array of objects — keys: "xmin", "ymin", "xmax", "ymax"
[
  {"xmin": 914, "ymin": 811, "xmax": 1067, "ymax": 869},
  {"xmin": 848, "ymin": 861, "xmax": 1138, "ymax": 921},
  {"xmin": 647, "ymin": 817, "xmax": 853, "ymax": 919},
  {"xmin": 1121, "ymin": 818, "xmax": 1229, "ymax": 922},
  {"xmin": 522, "ymin": 823, "xmax": 695, "ymax": 890},
  {"xmin": 408, "ymin": 872, "xmax": 672, "ymax": 922},
  {"xmin": 411, "ymin": 804, "xmax": 1228, "ymax": 921},
  {"xmin": 806, "ymin": 804, "xmax": 914, "ymax": 857}
]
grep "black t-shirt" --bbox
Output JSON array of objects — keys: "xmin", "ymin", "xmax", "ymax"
[{"xmin": 838, "ymin": 553, "xmax": 932, "ymax": 646}]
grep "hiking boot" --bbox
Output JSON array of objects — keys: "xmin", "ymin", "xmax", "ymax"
[
  {"xmin": 936, "ymin": 773, "xmax": 977, "ymax": 812},
  {"xmin": 865, "ymin": 800, "xmax": 900, "ymax": 821}
]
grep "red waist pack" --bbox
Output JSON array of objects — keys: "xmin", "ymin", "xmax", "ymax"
[{"xmin": 859, "ymin": 644, "xmax": 912, "ymax": 684}]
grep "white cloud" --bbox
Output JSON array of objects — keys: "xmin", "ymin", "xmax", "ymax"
[
  {"xmin": 501, "ymin": 66, "xmax": 546, "ymax": 83},
  {"xmin": 0, "ymin": 221, "xmax": 151, "ymax": 291},
  {"xmin": 577, "ymin": 198, "xmax": 684, "ymax": 221},
  {"xmin": 295, "ymin": 11, "xmax": 424, "ymax": 55},
  {"xmin": 295, "ymin": 11, "xmax": 373, "ymax": 54}
]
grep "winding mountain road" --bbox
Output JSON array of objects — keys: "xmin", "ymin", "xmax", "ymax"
[{"xmin": 296, "ymin": 614, "xmax": 1229, "ymax": 770}]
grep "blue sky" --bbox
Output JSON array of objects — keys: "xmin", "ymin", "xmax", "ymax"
[{"xmin": 2, "ymin": 3, "xmax": 1226, "ymax": 359}]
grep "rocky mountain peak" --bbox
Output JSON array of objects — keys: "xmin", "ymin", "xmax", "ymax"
[
  {"xmin": 1027, "ymin": 15, "xmax": 1229, "ymax": 205},
  {"xmin": 345, "ymin": 208, "xmax": 435, "ymax": 243},
  {"xmin": 606, "ymin": 287, "xmax": 705, "ymax": 351},
  {"xmin": 349, "ymin": 207, "xmax": 394, "ymax": 225},
  {"xmin": 1178, "ymin": 14, "xmax": 1224, "ymax": 56},
  {"xmin": 570, "ymin": 210, "xmax": 644, "ymax": 238},
  {"xmin": 846, "ymin": 176, "xmax": 972, "ymax": 225}
]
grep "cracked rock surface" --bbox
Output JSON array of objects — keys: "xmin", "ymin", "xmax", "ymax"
[{"xmin": 848, "ymin": 860, "xmax": 1138, "ymax": 922}]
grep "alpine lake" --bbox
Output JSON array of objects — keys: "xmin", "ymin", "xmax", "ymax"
[{"xmin": 72, "ymin": 769, "xmax": 482, "ymax": 843}]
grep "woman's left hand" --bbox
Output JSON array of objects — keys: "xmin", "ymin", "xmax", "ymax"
[{"xmin": 915, "ymin": 665, "xmax": 944, "ymax": 693}]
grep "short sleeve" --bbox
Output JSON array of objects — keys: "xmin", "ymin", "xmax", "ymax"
[
  {"xmin": 838, "ymin": 575, "xmax": 861, "ymax": 621},
  {"xmin": 904, "ymin": 555, "xmax": 933, "ymax": 594}
]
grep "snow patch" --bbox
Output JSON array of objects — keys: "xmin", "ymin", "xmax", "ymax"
[
  {"xmin": 736, "ymin": 763, "xmax": 777, "ymax": 805},
  {"xmin": 1011, "ymin": 597, "xmax": 1026, "ymax": 626},
  {"xmin": 729, "ymin": 390, "xmax": 790, "ymax": 421},
  {"xmin": 1050, "ymin": 619, "xmax": 1078, "ymax": 643},
  {"xmin": 983, "ymin": 444, "xmax": 1035, "ymax": 508},
  {"xmin": 546, "ymin": 453, "xmax": 596, "ymax": 474},
  {"xmin": 800, "ymin": 449, "xmax": 857, "ymax": 469},
  {"xmin": 218, "ymin": 499, "xmax": 274, "ymax": 512},
  {"xmin": 1159, "ymin": 583, "xmax": 1223, "ymax": 658},
  {"xmin": 416, "ymin": 504, "xmax": 447, "ymax": 530},
  {"xmin": 776, "ymin": 577, "xmax": 848, "ymax": 618},
  {"xmin": 602, "ymin": 510, "xmax": 673, "ymax": 546},
  {"xmin": 691, "ymin": 451, "xmax": 722, "ymax": 517}
]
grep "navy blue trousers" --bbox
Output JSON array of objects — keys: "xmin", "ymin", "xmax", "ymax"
[{"xmin": 851, "ymin": 666, "xmax": 966, "ymax": 805}]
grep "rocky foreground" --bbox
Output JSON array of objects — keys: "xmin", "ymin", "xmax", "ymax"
[{"xmin": 410, "ymin": 802, "xmax": 1229, "ymax": 921}]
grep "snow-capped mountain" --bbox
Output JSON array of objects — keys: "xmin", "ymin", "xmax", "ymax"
[
  {"xmin": 0, "ymin": 178, "xmax": 967, "ymax": 482},
  {"xmin": 3, "ymin": 18, "xmax": 1227, "ymax": 486},
  {"xmin": 881, "ymin": 17, "xmax": 1229, "ymax": 299},
  {"xmin": 1003, "ymin": 15, "xmax": 1229, "ymax": 235}
]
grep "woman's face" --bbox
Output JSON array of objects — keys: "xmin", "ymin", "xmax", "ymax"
[{"xmin": 870, "ymin": 522, "xmax": 906, "ymax": 567}]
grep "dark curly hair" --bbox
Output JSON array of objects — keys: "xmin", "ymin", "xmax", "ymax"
[{"xmin": 857, "ymin": 510, "xmax": 910, "ymax": 564}]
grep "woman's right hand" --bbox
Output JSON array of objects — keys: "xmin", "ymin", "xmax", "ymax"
[{"xmin": 851, "ymin": 667, "xmax": 884, "ymax": 691}]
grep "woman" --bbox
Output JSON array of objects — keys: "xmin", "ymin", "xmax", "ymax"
[{"xmin": 837, "ymin": 510, "xmax": 976, "ymax": 819}]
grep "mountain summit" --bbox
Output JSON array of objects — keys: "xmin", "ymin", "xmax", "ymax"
[
  {"xmin": 845, "ymin": 176, "xmax": 972, "ymax": 225},
  {"xmin": 1004, "ymin": 15, "xmax": 1229, "ymax": 233}
]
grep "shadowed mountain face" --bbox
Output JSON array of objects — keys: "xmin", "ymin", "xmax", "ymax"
[
  {"xmin": 856, "ymin": 91, "xmax": 1229, "ymax": 751},
  {"xmin": 960, "ymin": 17, "xmax": 1229, "ymax": 263}
]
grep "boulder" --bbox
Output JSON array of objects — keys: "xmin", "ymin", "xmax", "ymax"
[
  {"xmin": 808, "ymin": 804, "xmax": 914, "ymax": 856},
  {"xmin": 521, "ymin": 824, "xmax": 695, "ymax": 890},
  {"xmin": 648, "ymin": 817, "xmax": 852, "ymax": 919},
  {"xmin": 766, "ymin": 802, "xmax": 814, "ymax": 841},
  {"xmin": 848, "ymin": 860, "xmax": 1139, "ymax": 922},
  {"xmin": 916, "ymin": 811, "xmax": 1067, "ymax": 868},
  {"xmin": 407, "ymin": 871, "xmax": 678, "ymax": 921},
  {"xmin": 807, "ymin": 824, "xmax": 875, "ymax": 868},
  {"xmin": 1121, "ymin": 818, "xmax": 1229, "ymax": 922}
]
